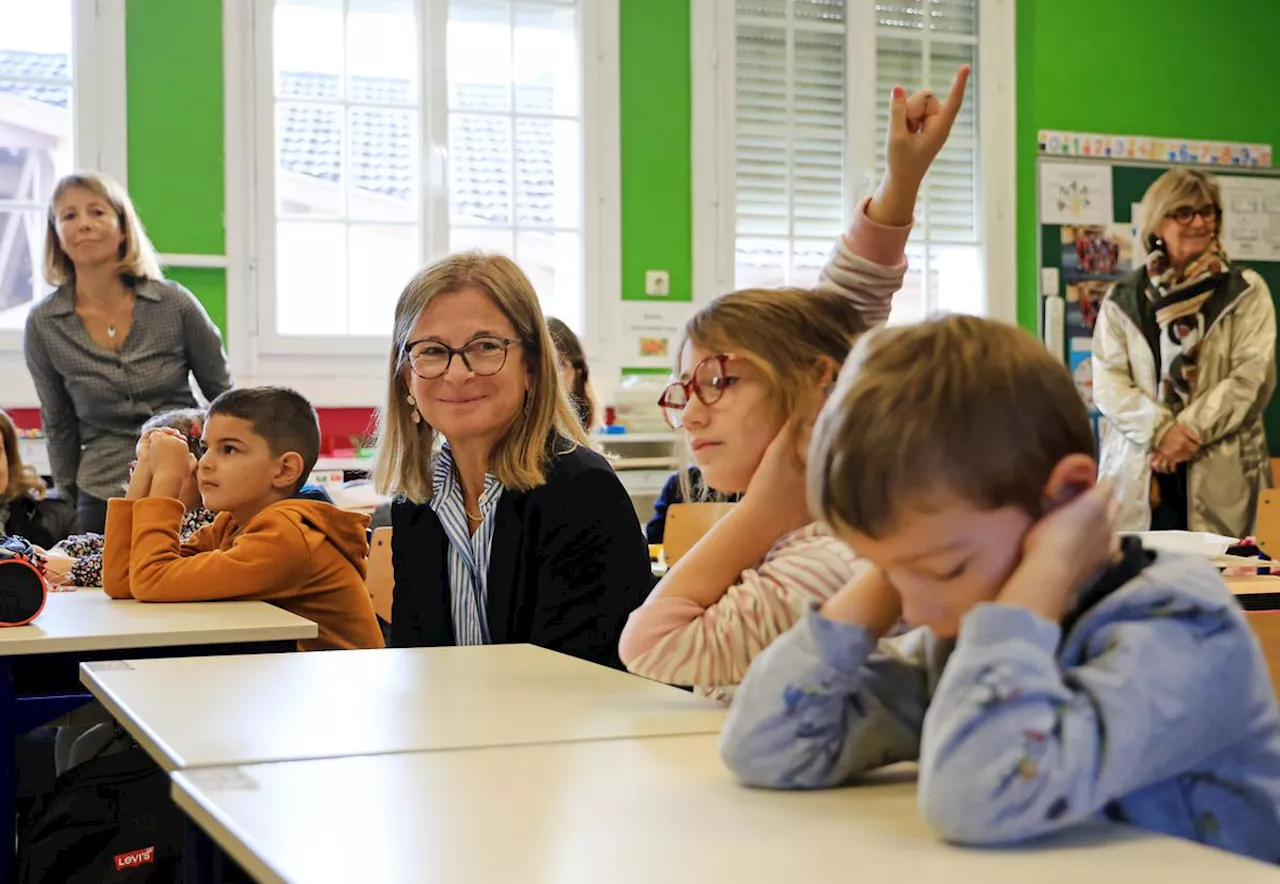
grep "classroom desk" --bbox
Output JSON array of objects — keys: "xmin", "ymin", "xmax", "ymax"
[
  {"xmin": 170, "ymin": 734, "xmax": 1280, "ymax": 884},
  {"xmin": 1, "ymin": 590, "xmax": 316, "ymax": 883},
  {"xmin": 82, "ymin": 643, "xmax": 725, "ymax": 772}
]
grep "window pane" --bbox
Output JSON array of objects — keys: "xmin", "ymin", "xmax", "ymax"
[
  {"xmin": 348, "ymin": 106, "xmax": 416, "ymax": 222},
  {"xmin": 735, "ymin": 237, "xmax": 787, "ymax": 290},
  {"xmin": 450, "ymin": 113, "xmax": 512, "ymax": 225},
  {"xmin": 274, "ymin": 0, "xmax": 344, "ymax": 98},
  {"xmin": 794, "ymin": 0, "xmax": 845, "ymax": 22},
  {"xmin": 736, "ymin": 0, "xmax": 786, "ymax": 17},
  {"xmin": 930, "ymin": 41, "xmax": 975, "ymax": 142},
  {"xmin": 346, "ymin": 0, "xmax": 416, "ymax": 105},
  {"xmin": 0, "ymin": 1, "xmax": 71, "ymax": 328},
  {"xmin": 927, "ymin": 140, "xmax": 977, "ymax": 241},
  {"xmin": 0, "ymin": 209, "xmax": 48, "ymax": 330},
  {"xmin": 0, "ymin": 1, "xmax": 72, "ymax": 59},
  {"xmin": 448, "ymin": 0, "xmax": 512, "ymax": 113},
  {"xmin": 277, "ymin": 103, "xmax": 344, "ymax": 217},
  {"xmin": 276, "ymin": 222, "xmax": 347, "ymax": 336},
  {"xmin": 516, "ymin": 230, "xmax": 581, "ymax": 328},
  {"xmin": 449, "ymin": 226, "xmax": 514, "ymax": 258},
  {"xmin": 931, "ymin": 243, "xmax": 982, "ymax": 315},
  {"xmin": 0, "ymin": 85, "xmax": 71, "ymax": 202},
  {"xmin": 791, "ymin": 239, "xmax": 830, "ymax": 286},
  {"xmin": 514, "ymin": 4, "xmax": 579, "ymax": 116},
  {"xmin": 888, "ymin": 244, "xmax": 926, "ymax": 325},
  {"xmin": 877, "ymin": 0, "xmax": 976, "ymax": 32},
  {"xmin": 347, "ymin": 224, "xmax": 419, "ymax": 336},
  {"xmin": 515, "ymin": 117, "xmax": 579, "ymax": 227},
  {"xmin": 0, "ymin": 0, "xmax": 74, "ymax": 203}
]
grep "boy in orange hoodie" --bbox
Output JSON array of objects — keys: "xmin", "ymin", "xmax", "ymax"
[{"xmin": 103, "ymin": 386, "xmax": 383, "ymax": 651}]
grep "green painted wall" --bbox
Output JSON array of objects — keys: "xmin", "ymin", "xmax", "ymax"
[
  {"xmin": 619, "ymin": 0, "xmax": 692, "ymax": 302},
  {"xmin": 124, "ymin": 0, "xmax": 692, "ymax": 333},
  {"xmin": 125, "ymin": 1, "xmax": 1280, "ymax": 340},
  {"xmin": 1015, "ymin": 0, "xmax": 1280, "ymax": 331},
  {"xmin": 125, "ymin": 0, "xmax": 227, "ymax": 331}
]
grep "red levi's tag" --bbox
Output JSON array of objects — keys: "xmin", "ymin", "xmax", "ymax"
[{"xmin": 113, "ymin": 847, "xmax": 156, "ymax": 871}]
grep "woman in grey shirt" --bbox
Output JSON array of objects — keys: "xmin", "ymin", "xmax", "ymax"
[{"xmin": 23, "ymin": 172, "xmax": 231, "ymax": 534}]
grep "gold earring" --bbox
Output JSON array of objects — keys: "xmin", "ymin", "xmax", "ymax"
[{"xmin": 407, "ymin": 393, "xmax": 421, "ymax": 424}]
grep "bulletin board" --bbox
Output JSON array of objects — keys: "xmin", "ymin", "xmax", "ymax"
[{"xmin": 1036, "ymin": 157, "xmax": 1280, "ymax": 453}]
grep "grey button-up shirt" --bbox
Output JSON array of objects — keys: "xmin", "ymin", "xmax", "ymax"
[{"xmin": 23, "ymin": 278, "xmax": 232, "ymax": 501}]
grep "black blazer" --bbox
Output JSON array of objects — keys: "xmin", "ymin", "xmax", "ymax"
[{"xmin": 389, "ymin": 440, "xmax": 654, "ymax": 668}]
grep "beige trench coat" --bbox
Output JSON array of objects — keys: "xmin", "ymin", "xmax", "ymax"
[{"xmin": 1093, "ymin": 267, "xmax": 1276, "ymax": 536}]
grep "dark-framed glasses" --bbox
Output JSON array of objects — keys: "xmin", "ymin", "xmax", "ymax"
[
  {"xmin": 657, "ymin": 353, "xmax": 735, "ymax": 429},
  {"xmin": 404, "ymin": 336, "xmax": 521, "ymax": 380},
  {"xmin": 1167, "ymin": 204, "xmax": 1217, "ymax": 226}
]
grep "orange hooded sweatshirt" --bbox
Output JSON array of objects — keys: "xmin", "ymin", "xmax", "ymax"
[{"xmin": 103, "ymin": 497, "xmax": 384, "ymax": 651}]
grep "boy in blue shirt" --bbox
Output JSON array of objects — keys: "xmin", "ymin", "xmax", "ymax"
[{"xmin": 721, "ymin": 314, "xmax": 1280, "ymax": 862}]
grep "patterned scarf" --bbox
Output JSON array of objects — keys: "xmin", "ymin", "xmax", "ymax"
[{"xmin": 1145, "ymin": 236, "xmax": 1230, "ymax": 414}]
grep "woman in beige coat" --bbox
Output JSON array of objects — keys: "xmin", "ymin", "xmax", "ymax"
[{"xmin": 1094, "ymin": 169, "xmax": 1276, "ymax": 536}]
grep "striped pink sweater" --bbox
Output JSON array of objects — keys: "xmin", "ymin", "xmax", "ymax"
[{"xmin": 618, "ymin": 200, "xmax": 908, "ymax": 697}]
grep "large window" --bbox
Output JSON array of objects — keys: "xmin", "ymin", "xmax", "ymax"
[
  {"xmin": 693, "ymin": 0, "xmax": 1015, "ymax": 323},
  {"xmin": 244, "ymin": 0, "xmax": 602, "ymax": 358},
  {"xmin": 0, "ymin": 0, "xmax": 125, "ymax": 342}
]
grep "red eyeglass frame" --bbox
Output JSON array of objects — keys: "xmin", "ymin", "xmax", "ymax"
[{"xmin": 656, "ymin": 353, "xmax": 735, "ymax": 429}]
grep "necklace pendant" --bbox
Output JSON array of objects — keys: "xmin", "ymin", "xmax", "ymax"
[{"xmin": 107, "ymin": 324, "xmax": 117, "ymax": 339}]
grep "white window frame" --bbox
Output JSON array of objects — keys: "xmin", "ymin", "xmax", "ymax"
[
  {"xmin": 0, "ymin": 0, "xmax": 129, "ymax": 402},
  {"xmin": 223, "ymin": 0, "xmax": 621, "ymax": 405},
  {"xmin": 691, "ymin": 0, "xmax": 1016, "ymax": 323}
]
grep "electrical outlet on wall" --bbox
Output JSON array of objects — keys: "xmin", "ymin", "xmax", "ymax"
[{"xmin": 644, "ymin": 270, "xmax": 670, "ymax": 297}]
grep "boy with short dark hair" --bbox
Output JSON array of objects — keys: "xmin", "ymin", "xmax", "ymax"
[
  {"xmin": 103, "ymin": 386, "xmax": 383, "ymax": 651},
  {"xmin": 720, "ymin": 315, "xmax": 1280, "ymax": 861}
]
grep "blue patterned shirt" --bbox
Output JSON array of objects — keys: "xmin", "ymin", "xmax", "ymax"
[{"xmin": 428, "ymin": 444, "xmax": 504, "ymax": 645}]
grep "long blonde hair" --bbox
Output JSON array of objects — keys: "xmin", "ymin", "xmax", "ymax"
[
  {"xmin": 44, "ymin": 171, "xmax": 163, "ymax": 287},
  {"xmin": 0, "ymin": 410, "xmax": 47, "ymax": 504},
  {"xmin": 373, "ymin": 252, "xmax": 588, "ymax": 503}
]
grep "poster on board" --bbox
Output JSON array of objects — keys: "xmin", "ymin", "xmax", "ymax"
[
  {"xmin": 1215, "ymin": 175, "xmax": 1280, "ymax": 262},
  {"xmin": 619, "ymin": 301, "xmax": 693, "ymax": 370},
  {"xmin": 1060, "ymin": 223, "xmax": 1134, "ymax": 340},
  {"xmin": 1039, "ymin": 162, "xmax": 1113, "ymax": 225}
]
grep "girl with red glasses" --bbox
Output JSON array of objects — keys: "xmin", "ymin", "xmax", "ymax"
[{"xmin": 619, "ymin": 67, "xmax": 971, "ymax": 699}]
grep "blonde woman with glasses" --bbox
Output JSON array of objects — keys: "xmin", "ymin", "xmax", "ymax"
[
  {"xmin": 24, "ymin": 172, "xmax": 231, "ymax": 534},
  {"xmin": 374, "ymin": 253, "xmax": 653, "ymax": 668},
  {"xmin": 1094, "ymin": 168, "xmax": 1276, "ymax": 535}
]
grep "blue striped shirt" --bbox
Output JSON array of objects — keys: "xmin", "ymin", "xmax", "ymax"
[{"xmin": 428, "ymin": 444, "xmax": 504, "ymax": 646}]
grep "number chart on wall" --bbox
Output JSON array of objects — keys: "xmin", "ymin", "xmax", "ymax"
[{"xmin": 1036, "ymin": 155, "xmax": 1280, "ymax": 453}]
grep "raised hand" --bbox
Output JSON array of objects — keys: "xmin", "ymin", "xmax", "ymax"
[{"xmin": 868, "ymin": 64, "xmax": 971, "ymax": 227}]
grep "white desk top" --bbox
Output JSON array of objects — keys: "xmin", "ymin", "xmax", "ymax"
[
  {"xmin": 84, "ymin": 643, "xmax": 725, "ymax": 771},
  {"xmin": 171, "ymin": 734, "xmax": 1279, "ymax": 884},
  {"xmin": 0, "ymin": 589, "xmax": 316, "ymax": 657}
]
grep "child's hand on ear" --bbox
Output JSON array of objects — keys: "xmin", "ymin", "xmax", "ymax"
[
  {"xmin": 743, "ymin": 419, "xmax": 814, "ymax": 536},
  {"xmin": 998, "ymin": 480, "xmax": 1118, "ymax": 622}
]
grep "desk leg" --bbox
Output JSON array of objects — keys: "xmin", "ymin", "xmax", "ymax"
[{"xmin": 0, "ymin": 661, "xmax": 14, "ymax": 884}]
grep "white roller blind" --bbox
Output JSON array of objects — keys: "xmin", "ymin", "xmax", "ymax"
[
  {"xmin": 734, "ymin": 0, "xmax": 845, "ymax": 289},
  {"xmin": 732, "ymin": 0, "xmax": 982, "ymax": 318}
]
